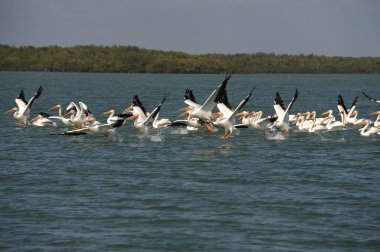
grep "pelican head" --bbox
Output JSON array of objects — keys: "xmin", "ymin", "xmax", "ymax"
[
  {"xmin": 212, "ymin": 112, "xmax": 222, "ymax": 118},
  {"xmin": 30, "ymin": 114, "xmax": 43, "ymax": 123},
  {"xmin": 103, "ymin": 109, "xmax": 114, "ymax": 115},
  {"xmin": 237, "ymin": 111, "xmax": 249, "ymax": 118},
  {"xmin": 177, "ymin": 107, "xmax": 192, "ymax": 118},
  {"xmin": 322, "ymin": 110, "xmax": 333, "ymax": 116},
  {"xmin": 48, "ymin": 104, "xmax": 61, "ymax": 112}
]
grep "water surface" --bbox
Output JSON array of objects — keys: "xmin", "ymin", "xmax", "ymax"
[{"xmin": 1, "ymin": 72, "xmax": 379, "ymax": 251}]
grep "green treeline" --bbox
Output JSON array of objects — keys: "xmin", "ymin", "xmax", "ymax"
[{"xmin": 1, "ymin": 44, "xmax": 379, "ymax": 73}]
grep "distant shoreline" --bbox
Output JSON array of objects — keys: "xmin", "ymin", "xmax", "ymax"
[{"xmin": 1, "ymin": 44, "xmax": 379, "ymax": 74}]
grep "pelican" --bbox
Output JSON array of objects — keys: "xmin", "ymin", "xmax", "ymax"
[
  {"xmin": 337, "ymin": 95, "xmax": 358, "ymax": 124},
  {"xmin": 270, "ymin": 89, "xmax": 299, "ymax": 134},
  {"xmin": 370, "ymin": 111, "xmax": 380, "ymax": 127},
  {"xmin": 48, "ymin": 104, "xmax": 74, "ymax": 126},
  {"xmin": 30, "ymin": 112, "xmax": 57, "ymax": 127},
  {"xmin": 362, "ymin": 91, "xmax": 380, "ymax": 104},
  {"xmin": 62, "ymin": 101, "xmax": 94, "ymax": 127},
  {"xmin": 356, "ymin": 120, "xmax": 379, "ymax": 137},
  {"xmin": 5, "ymin": 86, "xmax": 43, "ymax": 124},
  {"xmin": 152, "ymin": 111, "xmax": 172, "ymax": 129},
  {"xmin": 124, "ymin": 96, "xmax": 166, "ymax": 131},
  {"xmin": 59, "ymin": 114, "xmax": 130, "ymax": 136},
  {"xmin": 235, "ymin": 111, "xmax": 269, "ymax": 130},
  {"xmin": 214, "ymin": 87, "xmax": 254, "ymax": 139},
  {"xmin": 178, "ymin": 74, "xmax": 231, "ymax": 130},
  {"xmin": 236, "ymin": 111, "xmax": 251, "ymax": 126},
  {"xmin": 168, "ymin": 116, "xmax": 204, "ymax": 131},
  {"xmin": 103, "ymin": 109, "xmax": 133, "ymax": 124}
]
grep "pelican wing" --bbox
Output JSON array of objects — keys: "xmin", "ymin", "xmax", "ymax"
[
  {"xmin": 217, "ymin": 103, "xmax": 233, "ymax": 118},
  {"xmin": 144, "ymin": 97, "xmax": 165, "ymax": 125},
  {"xmin": 283, "ymin": 88, "xmax": 299, "ymax": 116},
  {"xmin": 201, "ymin": 74, "xmax": 231, "ymax": 112},
  {"xmin": 200, "ymin": 88, "xmax": 218, "ymax": 112},
  {"xmin": 347, "ymin": 96, "xmax": 358, "ymax": 118},
  {"xmin": 15, "ymin": 89, "xmax": 27, "ymax": 111},
  {"xmin": 337, "ymin": 95, "xmax": 348, "ymax": 114},
  {"xmin": 213, "ymin": 74, "xmax": 231, "ymax": 104},
  {"xmin": 362, "ymin": 91, "xmax": 380, "ymax": 104},
  {"xmin": 273, "ymin": 91, "xmax": 285, "ymax": 117},
  {"xmin": 185, "ymin": 100, "xmax": 200, "ymax": 107},
  {"xmin": 59, "ymin": 127, "xmax": 90, "ymax": 135},
  {"xmin": 228, "ymin": 87, "xmax": 255, "ymax": 120}
]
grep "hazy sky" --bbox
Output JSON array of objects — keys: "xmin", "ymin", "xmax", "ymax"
[{"xmin": 1, "ymin": 0, "xmax": 379, "ymax": 57}]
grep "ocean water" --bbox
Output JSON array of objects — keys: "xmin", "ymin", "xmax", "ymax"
[{"xmin": 0, "ymin": 72, "xmax": 379, "ymax": 251}]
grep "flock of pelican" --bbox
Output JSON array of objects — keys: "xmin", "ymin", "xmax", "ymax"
[{"xmin": 4, "ymin": 74, "xmax": 380, "ymax": 139}]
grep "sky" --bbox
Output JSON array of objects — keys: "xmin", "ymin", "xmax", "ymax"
[{"xmin": 0, "ymin": 0, "xmax": 379, "ymax": 57}]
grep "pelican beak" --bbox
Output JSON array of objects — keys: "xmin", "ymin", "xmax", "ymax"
[
  {"xmin": 127, "ymin": 115, "xmax": 138, "ymax": 121},
  {"xmin": 4, "ymin": 107, "xmax": 17, "ymax": 114},
  {"xmin": 62, "ymin": 110, "xmax": 74, "ymax": 117},
  {"xmin": 354, "ymin": 121, "xmax": 366, "ymax": 126},
  {"xmin": 204, "ymin": 121, "xmax": 215, "ymax": 131},
  {"xmin": 236, "ymin": 112, "xmax": 246, "ymax": 117},
  {"xmin": 177, "ymin": 108, "xmax": 191, "ymax": 118},
  {"xmin": 178, "ymin": 107, "xmax": 190, "ymax": 113},
  {"xmin": 103, "ymin": 110, "xmax": 113, "ymax": 115},
  {"xmin": 124, "ymin": 105, "xmax": 133, "ymax": 113},
  {"xmin": 48, "ymin": 105, "xmax": 60, "ymax": 112},
  {"xmin": 321, "ymin": 111, "xmax": 330, "ymax": 115},
  {"xmin": 371, "ymin": 111, "xmax": 380, "ymax": 116},
  {"xmin": 30, "ymin": 115, "xmax": 42, "ymax": 123}
]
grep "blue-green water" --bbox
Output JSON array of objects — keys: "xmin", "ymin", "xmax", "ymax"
[{"xmin": 1, "ymin": 72, "xmax": 379, "ymax": 251}]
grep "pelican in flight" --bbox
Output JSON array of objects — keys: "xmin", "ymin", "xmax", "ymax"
[
  {"xmin": 124, "ymin": 95, "xmax": 166, "ymax": 131},
  {"xmin": 214, "ymin": 87, "xmax": 254, "ymax": 139},
  {"xmin": 178, "ymin": 74, "xmax": 231, "ymax": 130},
  {"xmin": 5, "ymin": 86, "xmax": 43, "ymax": 124},
  {"xmin": 269, "ymin": 89, "xmax": 299, "ymax": 134}
]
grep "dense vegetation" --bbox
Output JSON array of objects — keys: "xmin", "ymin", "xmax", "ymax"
[{"xmin": 1, "ymin": 44, "xmax": 379, "ymax": 73}]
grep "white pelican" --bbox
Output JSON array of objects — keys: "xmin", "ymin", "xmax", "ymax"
[
  {"xmin": 178, "ymin": 74, "xmax": 231, "ymax": 130},
  {"xmin": 337, "ymin": 95, "xmax": 358, "ymax": 124},
  {"xmin": 124, "ymin": 96, "xmax": 165, "ymax": 131},
  {"xmin": 356, "ymin": 120, "xmax": 379, "ymax": 137},
  {"xmin": 103, "ymin": 109, "xmax": 133, "ymax": 124},
  {"xmin": 48, "ymin": 104, "xmax": 74, "ymax": 126},
  {"xmin": 370, "ymin": 111, "xmax": 380, "ymax": 127},
  {"xmin": 167, "ymin": 116, "xmax": 205, "ymax": 131},
  {"xmin": 152, "ymin": 111, "xmax": 172, "ymax": 129},
  {"xmin": 214, "ymin": 88, "xmax": 254, "ymax": 139},
  {"xmin": 270, "ymin": 89, "xmax": 299, "ymax": 134},
  {"xmin": 307, "ymin": 117, "xmax": 330, "ymax": 132},
  {"xmin": 346, "ymin": 111, "xmax": 365, "ymax": 125},
  {"xmin": 30, "ymin": 112, "xmax": 57, "ymax": 127},
  {"xmin": 62, "ymin": 101, "xmax": 94, "ymax": 127},
  {"xmin": 362, "ymin": 91, "xmax": 380, "ymax": 104},
  {"xmin": 235, "ymin": 111, "xmax": 269, "ymax": 130},
  {"xmin": 59, "ymin": 113, "xmax": 130, "ymax": 136},
  {"xmin": 5, "ymin": 86, "xmax": 43, "ymax": 124}
]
